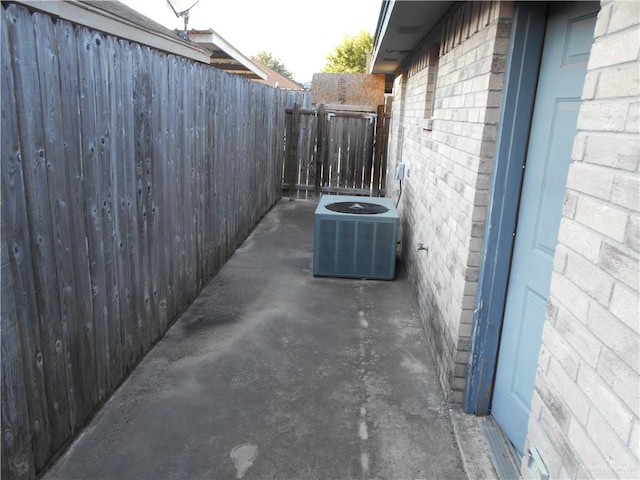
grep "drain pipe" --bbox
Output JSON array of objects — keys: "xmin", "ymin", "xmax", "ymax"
[{"xmin": 395, "ymin": 163, "xmax": 405, "ymax": 207}]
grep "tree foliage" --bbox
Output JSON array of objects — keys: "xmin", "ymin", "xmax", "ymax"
[
  {"xmin": 322, "ymin": 31, "xmax": 373, "ymax": 74},
  {"xmin": 252, "ymin": 51, "xmax": 294, "ymax": 79}
]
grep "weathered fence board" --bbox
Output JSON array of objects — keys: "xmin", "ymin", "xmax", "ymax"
[
  {"xmin": 76, "ymin": 25, "xmax": 109, "ymax": 405},
  {"xmin": 283, "ymin": 105, "xmax": 387, "ymax": 198},
  {"xmin": 33, "ymin": 12, "xmax": 78, "ymax": 442},
  {"xmin": 1, "ymin": 20, "xmax": 37, "ymax": 479},
  {"xmin": 110, "ymin": 34, "xmax": 126, "ymax": 374},
  {"xmin": 54, "ymin": 18, "xmax": 98, "ymax": 427},
  {"xmin": 1, "ymin": 4, "xmax": 309, "ymax": 478},
  {"xmin": 119, "ymin": 37, "xmax": 142, "ymax": 371},
  {"xmin": 1, "ymin": 220, "xmax": 36, "ymax": 480},
  {"xmin": 5, "ymin": 6, "xmax": 57, "ymax": 468}
]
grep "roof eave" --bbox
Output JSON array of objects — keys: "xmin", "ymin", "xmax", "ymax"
[
  {"xmin": 369, "ymin": 0, "xmax": 454, "ymax": 75},
  {"xmin": 188, "ymin": 29, "xmax": 268, "ymax": 80}
]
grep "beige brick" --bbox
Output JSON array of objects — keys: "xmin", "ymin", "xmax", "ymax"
[
  {"xmin": 586, "ymin": 408, "xmax": 640, "ymax": 479},
  {"xmin": 594, "ymin": 1, "xmax": 612, "ymax": 38},
  {"xmin": 574, "ymin": 463, "xmax": 596, "ymax": 480},
  {"xmin": 610, "ymin": 283, "xmax": 640, "ymax": 334},
  {"xmin": 493, "ymin": 36, "xmax": 510, "ymax": 57},
  {"xmin": 630, "ymin": 421, "xmax": 639, "ymax": 455},
  {"xmin": 626, "ymin": 101, "xmax": 639, "ymax": 133},
  {"xmin": 487, "ymin": 73, "xmax": 504, "ymax": 91},
  {"xmin": 559, "ymin": 465, "xmax": 573, "ymax": 479},
  {"xmin": 484, "ymin": 106, "xmax": 500, "ymax": 125},
  {"xmin": 450, "ymin": 389, "xmax": 463, "ymax": 404},
  {"xmin": 537, "ymin": 403, "xmax": 580, "ymax": 477},
  {"xmin": 624, "ymin": 213, "xmax": 639, "ymax": 252},
  {"xmin": 537, "ymin": 342, "xmax": 552, "ymax": 374},
  {"xmin": 558, "ymin": 218, "xmax": 602, "ymax": 263},
  {"xmin": 583, "ymin": 132, "xmax": 639, "ymax": 171},
  {"xmin": 588, "ymin": 300, "xmax": 639, "ymax": 373},
  {"xmin": 563, "ymin": 191, "xmax": 579, "ymax": 219},
  {"xmin": 597, "ymin": 65, "xmax": 640, "ymax": 99},
  {"xmin": 535, "ymin": 376, "xmax": 572, "ymax": 431},
  {"xmin": 599, "ymin": 242, "xmax": 639, "ymax": 291},
  {"xmin": 608, "ymin": 1, "xmax": 640, "ymax": 34},
  {"xmin": 575, "ymin": 196, "xmax": 628, "ymax": 243},
  {"xmin": 571, "ymin": 132, "xmax": 587, "ymax": 162},
  {"xmin": 568, "ymin": 420, "xmax": 615, "ymax": 480},
  {"xmin": 468, "ymin": 237, "xmax": 484, "ymax": 254},
  {"xmin": 567, "ymin": 162, "xmax": 615, "ymax": 200},
  {"xmin": 543, "ymin": 322, "xmax": 579, "ymax": 380},
  {"xmin": 451, "ymin": 375, "xmax": 466, "ymax": 391},
  {"xmin": 589, "ymin": 28, "xmax": 640, "ymax": 70},
  {"xmin": 578, "ymin": 100, "xmax": 628, "ymax": 132},
  {"xmin": 597, "ymin": 347, "xmax": 640, "ymax": 416},
  {"xmin": 545, "ymin": 357, "xmax": 591, "ymax": 423},
  {"xmin": 582, "ymin": 71, "xmax": 599, "ymax": 100},
  {"xmin": 553, "ymin": 244, "xmax": 569, "ymax": 274},
  {"xmin": 554, "ymin": 306, "xmax": 602, "ymax": 368},
  {"xmin": 547, "ymin": 298, "xmax": 560, "ymax": 326},
  {"xmin": 612, "ymin": 173, "xmax": 640, "ymax": 212},
  {"xmin": 578, "ymin": 364, "xmax": 635, "ymax": 442},
  {"xmin": 529, "ymin": 389, "xmax": 545, "ymax": 421},
  {"xmin": 564, "ymin": 250, "xmax": 614, "ymax": 305},
  {"xmin": 549, "ymin": 274, "xmax": 591, "ymax": 321}
]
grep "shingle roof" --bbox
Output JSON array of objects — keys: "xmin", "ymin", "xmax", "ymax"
[
  {"xmin": 16, "ymin": 0, "xmax": 210, "ymax": 62},
  {"xmin": 82, "ymin": 0, "xmax": 181, "ymax": 38},
  {"xmin": 251, "ymin": 61, "xmax": 305, "ymax": 90}
]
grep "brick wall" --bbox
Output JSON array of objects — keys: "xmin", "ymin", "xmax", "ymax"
[
  {"xmin": 524, "ymin": 1, "xmax": 639, "ymax": 478},
  {"xmin": 386, "ymin": 1, "xmax": 513, "ymax": 403}
]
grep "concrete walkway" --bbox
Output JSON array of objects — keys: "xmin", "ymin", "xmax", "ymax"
[{"xmin": 44, "ymin": 199, "xmax": 476, "ymax": 480}]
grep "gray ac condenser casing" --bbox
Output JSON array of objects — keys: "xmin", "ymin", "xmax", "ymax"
[{"xmin": 313, "ymin": 195, "xmax": 399, "ymax": 280}]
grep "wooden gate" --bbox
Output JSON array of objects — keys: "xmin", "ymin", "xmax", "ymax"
[{"xmin": 283, "ymin": 104, "xmax": 389, "ymax": 198}]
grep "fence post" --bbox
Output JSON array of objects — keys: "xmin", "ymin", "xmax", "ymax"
[
  {"xmin": 315, "ymin": 104, "xmax": 325, "ymax": 197},
  {"xmin": 287, "ymin": 103, "xmax": 300, "ymax": 198},
  {"xmin": 372, "ymin": 104, "xmax": 385, "ymax": 197},
  {"xmin": 380, "ymin": 103, "xmax": 391, "ymax": 195}
]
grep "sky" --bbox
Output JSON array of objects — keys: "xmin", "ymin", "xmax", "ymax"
[{"xmin": 120, "ymin": 0, "xmax": 382, "ymax": 83}]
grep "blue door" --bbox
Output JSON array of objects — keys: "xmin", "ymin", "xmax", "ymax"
[{"xmin": 491, "ymin": 2, "xmax": 598, "ymax": 453}]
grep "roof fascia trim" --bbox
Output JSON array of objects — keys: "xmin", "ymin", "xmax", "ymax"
[{"xmin": 369, "ymin": 0, "xmax": 396, "ymax": 74}]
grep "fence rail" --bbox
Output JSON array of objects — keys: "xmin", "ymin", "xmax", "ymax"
[
  {"xmin": 0, "ymin": 4, "xmax": 309, "ymax": 478},
  {"xmin": 282, "ymin": 104, "xmax": 389, "ymax": 199}
]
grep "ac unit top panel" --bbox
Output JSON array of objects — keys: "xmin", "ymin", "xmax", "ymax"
[{"xmin": 314, "ymin": 195, "xmax": 399, "ymax": 220}]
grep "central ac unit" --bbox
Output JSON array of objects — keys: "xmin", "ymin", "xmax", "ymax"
[{"xmin": 313, "ymin": 195, "xmax": 399, "ymax": 280}]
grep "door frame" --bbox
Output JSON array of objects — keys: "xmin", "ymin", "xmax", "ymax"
[{"xmin": 463, "ymin": 2, "xmax": 549, "ymax": 414}]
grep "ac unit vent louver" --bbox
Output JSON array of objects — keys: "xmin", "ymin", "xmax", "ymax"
[{"xmin": 313, "ymin": 195, "xmax": 399, "ymax": 280}]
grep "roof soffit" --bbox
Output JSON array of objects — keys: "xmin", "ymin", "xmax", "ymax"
[{"xmin": 370, "ymin": 0, "xmax": 454, "ymax": 75}]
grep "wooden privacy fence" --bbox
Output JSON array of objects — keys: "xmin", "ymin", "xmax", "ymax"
[
  {"xmin": 0, "ymin": 4, "xmax": 309, "ymax": 478},
  {"xmin": 283, "ymin": 104, "xmax": 390, "ymax": 198}
]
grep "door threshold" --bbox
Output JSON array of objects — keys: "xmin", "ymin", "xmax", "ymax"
[{"xmin": 480, "ymin": 417, "xmax": 522, "ymax": 480}]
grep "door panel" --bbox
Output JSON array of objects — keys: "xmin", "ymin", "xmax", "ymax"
[
  {"xmin": 511, "ymin": 288, "xmax": 547, "ymax": 409},
  {"xmin": 533, "ymin": 99, "xmax": 582, "ymax": 258},
  {"xmin": 491, "ymin": 2, "xmax": 598, "ymax": 454}
]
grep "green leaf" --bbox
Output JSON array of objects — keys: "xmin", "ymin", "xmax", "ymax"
[{"xmin": 322, "ymin": 31, "xmax": 373, "ymax": 74}]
